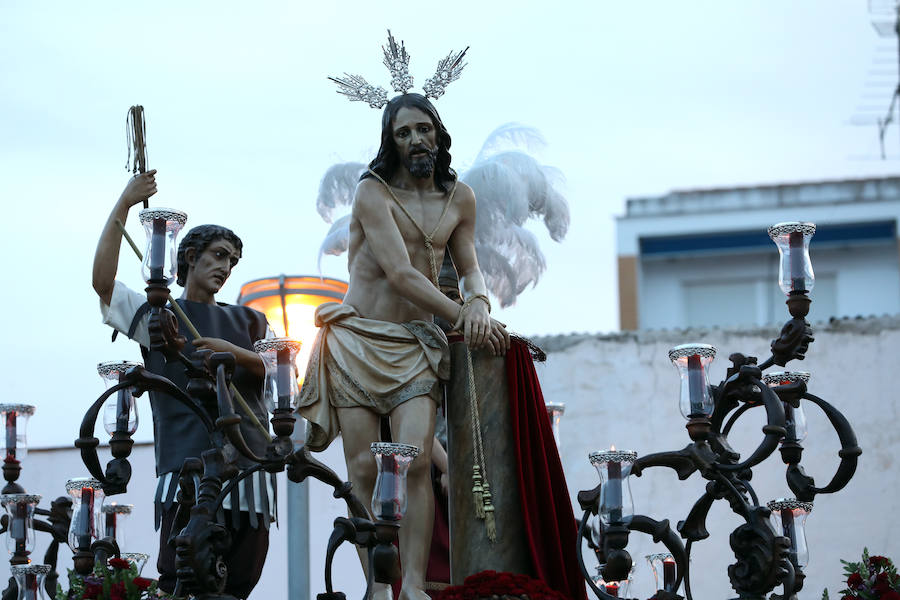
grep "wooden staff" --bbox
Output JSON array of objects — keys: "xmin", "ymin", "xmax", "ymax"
[{"xmin": 115, "ymin": 219, "xmax": 272, "ymax": 442}]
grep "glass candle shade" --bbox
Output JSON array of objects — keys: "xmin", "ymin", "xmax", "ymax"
[
  {"xmin": 592, "ymin": 568, "xmax": 633, "ymax": 598},
  {"xmin": 97, "ymin": 361, "xmax": 141, "ymax": 436},
  {"xmin": 589, "ymin": 449, "xmax": 637, "ymax": 526},
  {"xmin": 101, "ymin": 502, "xmax": 133, "ymax": 548},
  {"xmin": 254, "ymin": 338, "xmax": 302, "ymax": 412},
  {"xmin": 10, "ymin": 564, "xmax": 50, "ymax": 600},
  {"xmin": 0, "ymin": 404, "xmax": 35, "ymax": 462},
  {"xmin": 545, "ymin": 402, "xmax": 565, "ymax": 447},
  {"xmin": 588, "ymin": 512, "xmax": 603, "ymax": 547},
  {"xmin": 768, "ymin": 222, "xmax": 816, "ymax": 295},
  {"xmin": 370, "ymin": 442, "xmax": 419, "ymax": 521},
  {"xmin": 767, "ymin": 498, "xmax": 812, "ymax": 568},
  {"xmin": 65, "ymin": 477, "xmax": 104, "ymax": 551},
  {"xmin": 138, "ymin": 208, "xmax": 187, "ymax": 284},
  {"xmin": 647, "ymin": 553, "xmax": 678, "ymax": 592},
  {"xmin": 121, "ymin": 552, "xmax": 150, "ymax": 575},
  {"xmin": 668, "ymin": 344, "xmax": 716, "ymax": 419},
  {"xmin": 762, "ymin": 371, "xmax": 810, "ymax": 443},
  {"xmin": 1, "ymin": 494, "xmax": 41, "ymax": 558}
]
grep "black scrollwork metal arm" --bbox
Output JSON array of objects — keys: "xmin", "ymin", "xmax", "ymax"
[
  {"xmin": 75, "ymin": 366, "xmax": 215, "ymax": 496},
  {"xmin": 784, "ymin": 392, "xmax": 862, "ymax": 501},
  {"xmin": 575, "ymin": 505, "xmax": 689, "ymax": 600},
  {"xmin": 713, "ymin": 377, "xmax": 785, "ymax": 474}
]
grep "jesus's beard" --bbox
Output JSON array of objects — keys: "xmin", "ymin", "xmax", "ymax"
[{"xmin": 402, "ymin": 147, "xmax": 437, "ymax": 179}]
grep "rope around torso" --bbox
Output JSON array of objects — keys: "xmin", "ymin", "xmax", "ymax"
[{"xmin": 366, "ymin": 168, "xmax": 456, "ymax": 286}]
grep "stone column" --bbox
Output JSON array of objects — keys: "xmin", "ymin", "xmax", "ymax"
[{"xmin": 446, "ymin": 341, "xmax": 532, "ymax": 582}]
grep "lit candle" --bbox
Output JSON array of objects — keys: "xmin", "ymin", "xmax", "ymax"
[
  {"xmin": 781, "ymin": 507, "xmax": 796, "ymax": 557},
  {"xmin": 105, "ymin": 510, "xmax": 117, "ymax": 539},
  {"xmin": 784, "ymin": 403, "xmax": 797, "ymax": 441},
  {"xmin": 5, "ymin": 410, "xmax": 16, "ymax": 461},
  {"xmin": 377, "ymin": 455, "xmax": 398, "ymax": 520},
  {"xmin": 276, "ymin": 347, "xmax": 292, "ymax": 410},
  {"xmin": 11, "ymin": 501, "xmax": 25, "ymax": 556},
  {"xmin": 22, "ymin": 572, "xmax": 37, "ymax": 600},
  {"xmin": 149, "ymin": 217, "xmax": 166, "ymax": 281},
  {"xmin": 115, "ymin": 372, "xmax": 129, "ymax": 434},
  {"xmin": 687, "ymin": 355, "xmax": 705, "ymax": 417},
  {"xmin": 663, "ymin": 556, "xmax": 676, "ymax": 591},
  {"xmin": 789, "ymin": 231, "xmax": 805, "ymax": 292},
  {"xmin": 607, "ymin": 450, "xmax": 622, "ymax": 524},
  {"xmin": 77, "ymin": 487, "xmax": 93, "ymax": 549}
]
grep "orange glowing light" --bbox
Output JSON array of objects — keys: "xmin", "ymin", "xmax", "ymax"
[{"xmin": 238, "ymin": 275, "xmax": 348, "ymax": 383}]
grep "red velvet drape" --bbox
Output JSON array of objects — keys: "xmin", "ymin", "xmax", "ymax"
[{"xmin": 506, "ymin": 340, "xmax": 587, "ymax": 600}]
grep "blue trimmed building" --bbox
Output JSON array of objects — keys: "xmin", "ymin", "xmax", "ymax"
[{"xmin": 616, "ymin": 177, "xmax": 900, "ymax": 330}]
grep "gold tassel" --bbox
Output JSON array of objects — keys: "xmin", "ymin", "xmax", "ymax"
[
  {"xmin": 471, "ymin": 465, "xmax": 485, "ymax": 519},
  {"xmin": 482, "ymin": 483, "xmax": 497, "ymax": 542}
]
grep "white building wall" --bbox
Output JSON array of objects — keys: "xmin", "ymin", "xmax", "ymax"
[{"xmin": 534, "ymin": 315, "xmax": 900, "ymax": 599}]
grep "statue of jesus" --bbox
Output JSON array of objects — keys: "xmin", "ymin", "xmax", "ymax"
[{"xmin": 298, "ymin": 92, "xmax": 509, "ymax": 600}]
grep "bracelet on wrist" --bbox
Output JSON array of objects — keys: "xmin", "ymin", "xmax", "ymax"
[{"xmin": 463, "ymin": 293, "xmax": 491, "ymax": 314}]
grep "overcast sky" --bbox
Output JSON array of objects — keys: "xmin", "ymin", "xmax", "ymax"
[{"xmin": 2, "ymin": 1, "xmax": 898, "ymax": 448}]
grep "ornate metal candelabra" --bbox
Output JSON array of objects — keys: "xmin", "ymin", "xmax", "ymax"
[
  {"xmin": 576, "ymin": 222, "xmax": 861, "ymax": 600},
  {"xmin": 0, "ymin": 403, "xmax": 78, "ymax": 599}
]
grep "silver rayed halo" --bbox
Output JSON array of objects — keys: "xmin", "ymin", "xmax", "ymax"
[
  {"xmin": 329, "ymin": 30, "xmax": 469, "ymax": 108},
  {"xmin": 383, "ymin": 30, "xmax": 413, "ymax": 94}
]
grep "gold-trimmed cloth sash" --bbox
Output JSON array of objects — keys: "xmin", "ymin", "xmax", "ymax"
[{"xmin": 297, "ymin": 302, "xmax": 450, "ymax": 452}]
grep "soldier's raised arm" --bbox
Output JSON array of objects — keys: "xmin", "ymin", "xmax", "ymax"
[{"xmin": 92, "ymin": 170, "xmax": 157, "ymax": 305}]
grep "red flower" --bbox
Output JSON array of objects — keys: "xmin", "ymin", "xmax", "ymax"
[
  {"xmin": 81, "ymin": 582, "xmax": 102, "ymax": 599},
  {"xmin": 133, "ymin": 577, "xmax": 152, "ymax": 590},
  {"xmin": 847, "ymin": 572, "xmax": 864, "ymax": 590},
  {"xmin": 108, "ymin": 557, "xmax": 131, "ymax": 570},
  {"xmin": 109, "ymin": 581, "xmax": 126, "ymax": 600},
  {"xmin": 873, "ymin": 572, "xmax": 893, "ymax": 594},
  {"xmin": 436, "ymin": 569, "xmax": 570, "ymax": 600},
  {"xmin": 842, "ymin": 595, "xmax": 855, "ymax": 600},
  {"xmin": 870, "ymin": 556, "xmax": 891, "ymax": 569},
  {"xmin": 883, "ymin": 591, "xmax": 900, "ymax": 600}
]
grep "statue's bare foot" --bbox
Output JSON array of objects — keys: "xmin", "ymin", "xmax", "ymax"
[
  {"xmin": 398, "ymin": 587, "xmax": 430, "ymax": 600},
  {"xmin": 372, "ymin": 583, "xmax": 393, "ymax": 600}
]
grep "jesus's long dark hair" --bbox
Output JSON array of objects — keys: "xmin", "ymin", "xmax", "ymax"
[{"xmin": 363, "ymin": 93, "xmax": 457, "ymax": 193}]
